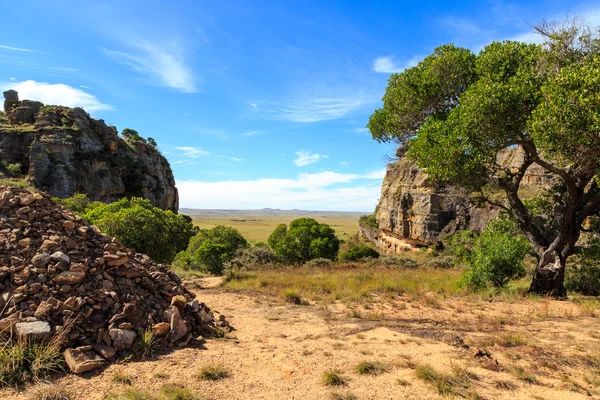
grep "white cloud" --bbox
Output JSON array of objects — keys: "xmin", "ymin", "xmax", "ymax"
[
  {"xmin": 0, "ymin": 44, "xmax": 44, "ymax": 54},
  {"xmin": 177, "ymin": 169, "xmax": 385, "ymax": 211},
  {"xmin": 0, "ymin": 80, "xmax": 112, "ymax": 111},
  {"xmin": 175, "ymin": 146, "xmax": 210, "ymax": 158},
  {"xmin": 340, "ymin": 161, "xmax": 350, "ymax": 167},
  {"xmin": 229, "ymin": 157, "xmax": 244, "ymax": 162},
  {"xmin": 101, "ymin": 40, "xmax": 196, "ymax": 93},
  {"xmin": 8, "ymin": 77, "xmax": 15, "ymax": 81},
  {"xmin": 273, "ymin": 96, "xmax": 373, "ymax": 123},
  {"xmin": 372, "ymin": 55, "xmax": 422, "ymax": 74},
  {"xmin": 243, "ymin": 131, "xmax": 261, "ymax": 136},
  {"xmin": 294, "ymin": 150, "xmax": 328, "ymax": 167}
]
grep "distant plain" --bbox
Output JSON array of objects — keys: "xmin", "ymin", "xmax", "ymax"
[{"xmin": 180, "ymin": 209, "xmax": 367, "ymax": 243}]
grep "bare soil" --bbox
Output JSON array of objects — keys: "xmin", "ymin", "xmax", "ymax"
[{"xmin": 3, "ymin": 279, "xmax": 599, "ymax": 400}]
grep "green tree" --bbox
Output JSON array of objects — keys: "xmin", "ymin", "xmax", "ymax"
[
  {"xmin": 339, "ymin": 245, "xmax": 380, "ymax": 262},
  {"xmin": 147, "ymin": 137, "xmax": 158, "ymax": 148},
  {"xmin": 368, "ymin": 18, "xmax": 600, "ymax": 296},
  {"xmin": 83, "ymin": 197, "xmax": 195, "ymax": 263},
  {"xmin": 268, "ymin": 218, "xmax": 340, "ymax": 264},
  {"xmin": 177, "ymin": 225, "xmax": 248, "ymax": 275},
  {"xmin": 121, "ymin": 128, "xmax": 146, "ymax": 143}
]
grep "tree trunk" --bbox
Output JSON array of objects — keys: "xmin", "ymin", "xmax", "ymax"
[{"xmin": 529, "ymin": 249, "xmax": 567, "ymax": 297}]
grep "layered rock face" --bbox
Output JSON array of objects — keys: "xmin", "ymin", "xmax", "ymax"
[
  {"xmin": 0, "ymin": 90, "xmax": 178, "ymax": 212},
  {"xmin": 362, "ymin": 146, "xmax": 556, "ymax": 254},
  {"xmin": 0, "ymin": 186, "xmax": 229, "ymax": 372}
]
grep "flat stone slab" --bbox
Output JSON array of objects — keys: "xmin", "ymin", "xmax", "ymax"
[
  {"xmin": 64, "ymin": 348, "xmax": 106, "ymax": 373},
  {"xmin": 14, "ymin": 320, "xmax": 51, "ymax": 341}
]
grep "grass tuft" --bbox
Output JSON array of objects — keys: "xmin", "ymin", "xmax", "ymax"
[
  {"xmin": 415, "ymin": 363, "xmax": 479, "ymax": 397},
  {"xmin": 198, "ymin": 363, "xmax": 229, "ymax": 381},
  {"xmin": 112, "ymin": 371, "xmax": 133, "ymax": 385},
  {"xmin": 322, "ymin": 370, "xmax": 346, "ymax": 386},
  {"xmin": 160, "ymin": 384, "xmax": 206, "ymax": 400},
  {"xmin": 355, "ymin": 361, "xmax": 387, "ymax": 375},
  {"xmin": 104, "ymin": 388, "xmax": 154, "ymax": 400},
  {"xmin": 330, "ymin": 392, "xmax": 358, "ymax": 400},
  {"xmin": 283, "ymin": 289, "xmax": 305, "ymax": 305},
  {"xmin": 31, "ymin": 382, "xmax": 72, "ymax": 400},
  {"xmin": 509, "ymin": 365, "xmax": 537, "ymax": 384},
  {"xmin": 138, "ymin": 329, "xmax": 156, "ymax": 360}
]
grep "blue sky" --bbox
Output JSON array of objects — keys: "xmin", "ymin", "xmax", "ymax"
[{"xmin": 1, "ymin": 0, "xmax": 598, "ymax": 211}]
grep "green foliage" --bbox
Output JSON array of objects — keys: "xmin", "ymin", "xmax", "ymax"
[
  {"xmin": 359, "ymin": 214, "xmax": 378, "ymax": 229},
  {"xmin": 121, "ymin": 128, "xmax": 146, "ymax": 143},
  {"xmin": 566, "ymin": 238, "xmax": 600, "ymax": 295},
  {"xmin": 53, "ymin": 193, "xmax": 102, "ymax": 215},
  {"xmin": 339, "ymin": 245, "xmax": 379, "ymax": 262},
  {"xmin": 304, "ymin": 257, "xmax": 332, "ymax": 267},
  {"xmin": 2, "ymin": 162, "xmax": 23, "ymax": 177},
  {"xmin": 147, "ymin": 137, "xmax": 158, "ymax": 148},
  {"xmin": 226, "ymin": 245, "xmax": 280, "ymax": 270},
  {"xmin": 176, "ymin": 226, "xmax": 248, "ymax": 275},
  {"xmin": 83, "ymin": 198, "xmax": 195, "ymax": 264},
  {"xmin": 461, "ymin": 220, "xmax": 530, "ymax": 290},
  {"xmin": 268, "ymin": 218, "xmax": 340, "ymax": 264}
]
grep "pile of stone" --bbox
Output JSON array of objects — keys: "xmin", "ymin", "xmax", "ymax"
[{"xmin": 0, "ymin": 186, "xmax": 230, "ymax": 373}]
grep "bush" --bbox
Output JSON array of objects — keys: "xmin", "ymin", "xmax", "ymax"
[
  {"xmin": 461, "ymin": 220, "xmax": 530, "ymax": 290},
  {"xmin": 359, "ymin": 214, "xmax": 379, "ymax": 229},
  {"xmin": 268, "ymin": 218, "xmax": 340, "ymax": 264},
  {"xmin": 339, "ymin": 245, "xmax": 379, "ymax": 262},
  {"xmin": 82, "ymin": 198, "xmax": 195, "ymax": 264},
  {"xmin": 378, "ymin": 256, "xmax": 419, "ymax": 269},
  {"xmin": 566, "ymin": 239, "xmax": 600, "ymax": 295},
  {"xmin": 304, "ymin": 258, "xmax": 332, "ymax": 267},
  {"xmin": 424, "ymin": 256, "xmax": 455, "ymax": 269},
  {"xmin": 176, "ymin": 226, "xmax": 248, "ymax": 275},
  {"xmin": 226, "ymin": 245, "xmax": 280, "ymax": 270},
  {"xmin": 54, "ymin": 193, "xmax": 103, "ymax": 215}
]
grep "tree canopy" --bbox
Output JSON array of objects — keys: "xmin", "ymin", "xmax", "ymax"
[
  {"xmin": 368, "ymin": 18, "xmax": 600, "ymax": 296},
  {"xmin": 268, "ymin": 218, "xmax": 340, "ymax": 264}
]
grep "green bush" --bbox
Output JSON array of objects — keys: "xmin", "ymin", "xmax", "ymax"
[
  {"xmin": 566, "ymin": 239, "xmax": 600, "ymax": 295},
  {"xmin": 359, "ymin": 214, "xmax": 379, "ymax": 229},
  {"xmin": 82, "ymin": 198, "xmax": 195, "ymax": 264},
  {"xmin": 268, "ymin": 218, "xmax": 339, "ymax": 264},
  {"xmin": 339, "ymin": 245, "xmax": 379, "ymax": 262},
  {"xmin": 461, "ymin": 220, "xmax": 530, "ymax": 290},
  {"xmin": 304, "ymin": 257, "xmax": 332, "ymax": 267},
  {"xmin": 378, "ymin": 256, "xmax": 419, "ymax": 269},
  {"xmin": 424, "ymin": 256, "xmax": 455, "ymax": 269},
  {"xmin": 175, "ymin": 226, "xmax": 248, "ymax": 275},
  {"xmin": 54, "ymin": 193, "xmax": 103, "ymax": 215},
  {"xmin": 226, "ymin": 245, "xmax": 280, "ymax": 270}
]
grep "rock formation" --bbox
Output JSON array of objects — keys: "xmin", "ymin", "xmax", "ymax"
[
  {"xmin": 0, "ymin": 91, "xmax": 178, "ymax": 212},
  {"xmin": 0, "ymin": 186, "xmax": 229, "ymax": 373},
  {"xmin": 361, "ymin": 146, "xmax": 556, "ymax": 254}
]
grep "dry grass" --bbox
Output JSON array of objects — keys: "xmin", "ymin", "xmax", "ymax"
[
  {"xmin": 415, "ymin": 363, "xmax": 480, "ymax": 398},
  {"xmin": 105, "ymin": 384, "xmax": 205, "ymax": 400},
  {"xmin": 30, "ymin": 383, "xmax": 72, "ymax": 400},
  {"xmin": 321, "ymin": 370, "xmax": 346, "ymax": 386},
  {"xmin": 355, "ymin": 361, "xmax": 388, "ymax": 375},
  {"xmin": 197, "ymin": 363, "xmax": 229, "ymax": 381},
  {"xmin": 112, "ymin": 371, "xmax": 133, "ymax": 385}
]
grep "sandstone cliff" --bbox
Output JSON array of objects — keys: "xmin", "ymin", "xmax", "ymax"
[
  {"xmin": 0, "ymin": 90, "xmax": 178, "ymax": 212},
  {"xmin": 361, "ymin": 146, "xmax": 556, "ymax": 254}
]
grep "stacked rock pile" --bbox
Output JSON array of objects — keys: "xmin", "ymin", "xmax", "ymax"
[{"xmin": 0, "ymin": 186, "xmax": 230, "ymax": 373}]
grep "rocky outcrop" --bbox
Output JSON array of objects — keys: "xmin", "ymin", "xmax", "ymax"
[
  {"xmin": 0, "ymin": 186, "xmax": 230, "ymax": 373},
  {"xmin": 0, "ymin": 91, "xmax": 178, "ymax": 212},
  {"xmin": 362, "ymin": 146, "xmax": 556, "ymax": 254}
]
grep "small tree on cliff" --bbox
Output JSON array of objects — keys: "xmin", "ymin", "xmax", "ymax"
[{"xmin": 368, "ymin": 18, "xmax": 600, "ymax": 296}]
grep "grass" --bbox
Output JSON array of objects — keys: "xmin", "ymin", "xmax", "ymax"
[
  {"xmin": 138, "ymin": 329, "xmax": 156, "ymax": 359},
  {"xmin": 415, "ymin": 363, "xmax": 479, "ymax": 398},
  {"xmin": 197, "ymin": 363, "xmax": 229, "ymax": 381},
  {"xmin": 0, "ymin": 177, "xmax": 35, "ymax": 190},
  {"xmin": 225, "ymin": 264, "xmax": 467, "ymax": 305},
  {"xmin": 105, "ymin": 385, "xmax": 205, "ymax": 400},
  {"xmin": 509, "ymin": 365, "xmax": 537, "ymax": 384},
  {"xmin": 322, "ymin": 370, "xmax": 346, "ymax": 386},
  {"xmin": 330, "ymin": 392, "xmax": 358, "ymax": 400},
  {"xmin": 0, "ymin": 331, "xmax": 66, "ymax": 387},
  {"xmin": 396, "ymin": 378, "xmax": 411, "ymax": 386},
  {"xmin": 355, "ymin": 361, "xmax": 387, "ymax": 375},
  {"xmin": 31, "ymin": 383, "xmax": 72, "ymax": 400},
  {"xmin": 283, "ymin": 289, "xmax": 305, "ymax": 305},
  {"xmin": 112, "ymin": 371, "xmax": 133, "ymax": 385}
]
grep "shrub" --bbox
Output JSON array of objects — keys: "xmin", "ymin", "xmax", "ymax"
[
  {"xmin": 322, "ymin": 370, "xmax": 346, "ymax": 386},
  {"xmin": 121, "ymin": 128, "xmax": 146, "ymax": 143},
  {"xmin": 305, "ymin": 257, "xmax": 332, "ymax": 267},
  {"xmin": 176, "ymin": 226, "xmax": 248, "ymax": 275},
  {"xmin": 53, "ymin": 193, "xmax": 102, "ymax": 215},
  {"xmin": 566, "ymin": 238, "xmax": 600, "ymax": 295},
  {"xmin": 5, "ymin": 162, "xmax": 23, "ymax": 177},
  {"xmin": 359, "ymin": 214, "xmax": 379, "ymax": 229},
  {"xmin": 461, "ymin": 219, "xmax": 530, "ymax": 290},
  {"xmin": 268, "ymin": 218, "xmax": 340, "ymax": 264},
  {"xmin": 226, "ymin": 245, "xmax": 280, "ymax": 270},
  {"xmin": 339, "ymin": 245, "xmax": 379, "ymax": 262},
  {"xmin": 198, "ymin": 363, "xmax": 229, "ymax": 381},
  {"xmin": 355, "ymin": 361, "xmax": 387, "ymax": 375},
  {"xmin": 378, "ymin": 256, "xmax": 418, "ymax": 268},
  {"xmin": 81, "ymin": 198, "xmax": 195, "ymax": 264},
  {"xmin": 424, "ymin": 256, "xmax": 455, "ymax": 269}
]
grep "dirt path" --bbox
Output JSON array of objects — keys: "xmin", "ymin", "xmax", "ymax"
[{"xmin": 3, "ymin": 284, "xmax": 592, "ymax": 400}]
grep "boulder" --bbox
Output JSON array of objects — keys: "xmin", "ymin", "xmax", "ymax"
[
  {"xmin": 53, "ymin": 271, "xmax": 86, "ymax": 284},
  {"xmin": 14, "ymin": 321, "xmax": 51, "ymax": 341},
  {"xmin": 109, "ymin": 329, "xmax": 136, "ymax": 351}
]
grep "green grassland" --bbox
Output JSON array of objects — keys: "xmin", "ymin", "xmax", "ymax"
[{"xmin": 180, "ymin": 208, "xmax": 366, "ymax": 244}]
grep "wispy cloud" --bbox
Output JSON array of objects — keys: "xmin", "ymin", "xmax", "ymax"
[
  {"xmin": 0, "ymin": 80, "xmax": 112, "ymax": 111},
  {"xmin": 101, "ymin": 39, "xmax": 197, "ymax": 93},
  {"xmin": 372, "ymin": 55, "xmax": 422, "ymax": 73},
  {"xmin": 177, "ymin": 169, "xmax": 386, "ymax": 211},
  {"xmin": 272, "ymin": 95, "xmax": 374, "ymax": 123},
  {"xmin": 243, "ymin": 131, "xmax": 261, "ymax": 136},
  {"xmin": 0, "ymin": 44, "xmax": 45, "ymax": 54},
  {"xmin": 294, "ymin": 150, "xmax": 328, "ymax": 167},
  {"xmin": 175, "ymin": 146, "xmax": 210, "ymax": 158}
]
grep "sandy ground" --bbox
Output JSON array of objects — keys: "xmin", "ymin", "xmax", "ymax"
[{"xmin": 3, "ymin": 281, "xmax": 599, "ymax": 400}]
